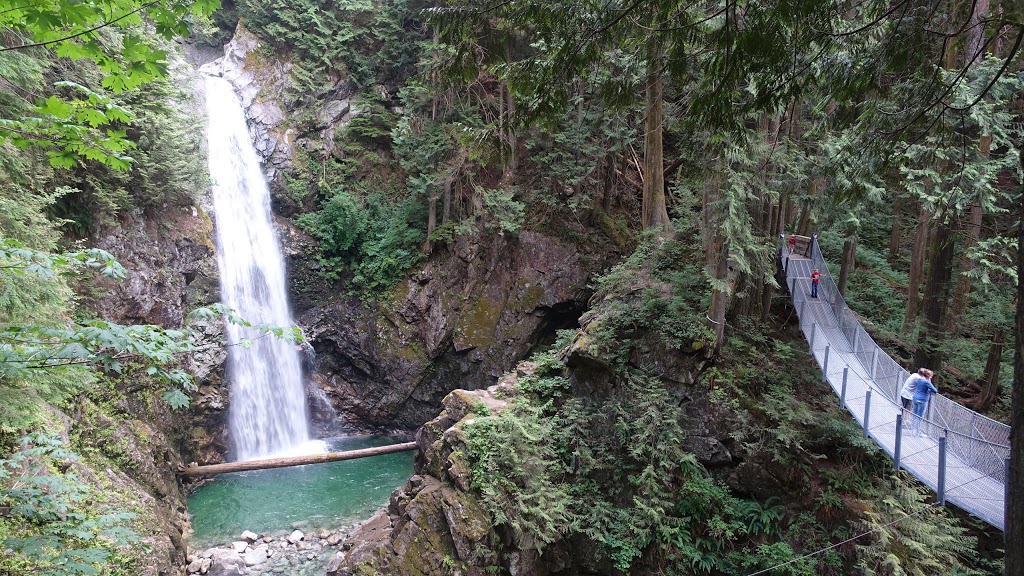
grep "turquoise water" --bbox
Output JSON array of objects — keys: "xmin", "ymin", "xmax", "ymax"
[{"xmin": 187, "ymin": 435, "xmax": 414, "ymax": 548}]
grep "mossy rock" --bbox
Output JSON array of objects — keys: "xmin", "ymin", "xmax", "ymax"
[{"xmin": 454, "ymin": 297, "xmax": 503, "ymax": 350}]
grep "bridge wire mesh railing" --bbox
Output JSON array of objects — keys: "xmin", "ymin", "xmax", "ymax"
[{"xmin": 784, "ymin": 236, "xmax": 1009, "ymax": 527}]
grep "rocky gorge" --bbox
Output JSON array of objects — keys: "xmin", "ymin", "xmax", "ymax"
[{"xmin": 70, "ymin": 20, "xmax": 614, "ymax": 575}]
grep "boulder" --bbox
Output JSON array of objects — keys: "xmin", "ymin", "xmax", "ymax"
[
  {"xmin": 242, "ymin": 547, "xmax": 268, "ymax": 566},
  {"xmin": 683, "ymin": 436, "xmax": 732, "ymax": 466},
  {"xmin": 204, "ymin": 548, "xmax": 245, "ymax": 576},
  {"xmin": 186, "ymin": 557, "xmax": 209, "ymax": 574},
  {"xmin": 240, "ymin": 530, "xmax": 259, "ymax": 543},
  {"xmin": 287, "ymin": 530, "xmax": 304, "ymax": 544}
]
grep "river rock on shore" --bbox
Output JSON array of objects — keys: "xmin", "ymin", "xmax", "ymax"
[{"xmin": 189, "ymin": 527, "xmax": 349, "ymax": 576}]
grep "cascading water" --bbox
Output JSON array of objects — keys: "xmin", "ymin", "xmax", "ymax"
[{"xmin": 204, "ymin": 75, "xmax": 312, "ymax": 461}]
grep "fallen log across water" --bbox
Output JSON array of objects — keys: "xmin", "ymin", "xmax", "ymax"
[{"xmin": 177, "ymin": 442, "xmax": 418, "ymax": 477}]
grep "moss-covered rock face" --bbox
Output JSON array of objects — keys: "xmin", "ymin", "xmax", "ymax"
[
  {"xmin": 328, "ymin": 382, "xmax": 509, "ymax": 576},
  {"xmin": 292, "ymin": 229, "xmax": 602, "ymax": 430},
  {"xmin": 70, "ymin": 135, "xmax": 222, "ymax": 572},
  {"xmin": 67, "ymin": 378, "xmax": 192, "ymax": 576}
]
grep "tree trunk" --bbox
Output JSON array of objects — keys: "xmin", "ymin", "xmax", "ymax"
[
  {"xmin": 703, "ymin": 158, "xmax": 722, "ymax": 268},
  {"xmin": 913, "ymin": 218, "xmax": 956, "ymax": 370},
  {"xmin": 505, "ymin": 81, "xmax": 517, "ymax": 177},
  {"xmin": 422, "ymin": 188, "xmax": 437, "ymax": 253},
  {"xmin": 947, "ymin": 199, "xmax": 983, "ymax": 332},
  {"xmin": 442, "ymin": 179, "xmax": 451, "ymax": 224},
  {"xmin": 602, "ymin": 154, "xmax": 617, "ymax": 212},
  {"xmin": 947, "ymin": 135, "xmax": 989, "ymax": 332},
  {"xmin": 709, "ymin": 234, "xmax": 729, "ymax": 351},
  {"xmin": 888, "ymin": 198, "xmax": 901, "ymax": 261},
  {"xmin": 966, "ymin": 0, "xmax": 990, "ymax": 67},
  {"xmin": 974, "ymin": 328, "xmax": 1004, "ymax": 411},
  {"xmin": 179, "ymin": 442, "xmax": 418, "ymax": 477},
  {"xmin": 837, "ymin": 236, "xmax": 857, "ymax": 297},
  {"xmin": 796, "ymin": 177, "xmax": 821, "ymax": 236},
  {"xmin": 1007, "ymin": 153, "xmax": 1024, "ymax": 576},
  {"xmin": 641, "ymin": 38, "xmax": 669, "ymax": 230},
  {"xmin": 902, "ymin": 205, "xmax": 930, "ymax": 334}
]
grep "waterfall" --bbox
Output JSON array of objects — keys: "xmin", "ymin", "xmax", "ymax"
[{"xmin": 204, "ymin": 76, "xmax": 312, "ymax": 461}]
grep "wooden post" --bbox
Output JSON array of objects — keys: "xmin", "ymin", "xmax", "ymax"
[{"xmin": 178, "ymin": 442, "xmax": 418, "ymax": 477}]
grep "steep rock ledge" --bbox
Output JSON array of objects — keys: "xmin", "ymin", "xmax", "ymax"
[
  {"xmin": 326, "ymin": 380, "xmax": 513, "ymax": 576},
  {"xmin": 78, "ymin": 199, "xmax": 221, "ymax": 573},
  {"xmin": 293, "ymin": 229, "xmax": 595, "ymax": 430}
]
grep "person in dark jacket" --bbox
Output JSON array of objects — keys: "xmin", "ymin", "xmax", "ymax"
[
  {"xmin": 911, "ymin": 373, "xmax": 938, "ymax": 436},
  {"xmin": 900, "ymin": 368, "xmax": 932, "ymax": 425}
]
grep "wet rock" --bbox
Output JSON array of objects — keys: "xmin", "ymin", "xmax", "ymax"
[
  {"xmin": 287, "ymin": 530, "xmax": 304, "ymax": 544},
  {"xmin": 684, "ymin": 436, "xmax": 732, "ymax": 466},
  {"xmin": 325, "ymin": 552, "xmax": 345, "ymax": 576},
  {"xmin": 243, "ymin": 547, "xmax": 268, "ymax": 566},
  {"xmin": 240, "ymin": 530, "xmax": 259, "ymax": 543},
  {"xmin": 205, "ymin": 549, "xmax": 245, "ymax": 576},
  {"xmin": 186, "ymin": 557, "xmax": 211, "ymax": 574}
]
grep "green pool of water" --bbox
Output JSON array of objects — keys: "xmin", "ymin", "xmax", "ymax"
[{"xmin": 187, "ymin": 435, "xmax": 413, "ymax": 548}]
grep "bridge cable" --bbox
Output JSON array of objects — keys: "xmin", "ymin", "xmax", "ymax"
[
  {"xmin": 746, "ymin": 451, "xmax": 1002, "ymax": 576},
  {"xmin": 744, "ymin": 502, "xmax": 941, "ymax": 576}
]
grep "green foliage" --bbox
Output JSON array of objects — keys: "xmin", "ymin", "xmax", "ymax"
[
  {"xmin": 296, "ymin": 187, "xmax": 424, "ymax": 295},
  {"xmin": 0, "ymin": 434, "xmax": 139, "ymax": 576},
  {"xmin": 350, "ymin": 197, "xmax": 424, "ymax": 294},
  {"xmin": 854, "ymin": 479, "xmax": 991, "ymax": 576},
  {"xmin": 296, "ymin": 190, "xmax": 368, "ymax": 263},
  {"xmin": 0, "ymin": 0, "xmax": 219, "ymax": 169},
  {"xmin": 462, "ymin": 400, "xmax": 575, "ymax": 550},
  {"xmin": 236, "ymin": 0, "xmax": 425, "ymax": 95},
  {"xmin": 589, "ymin": 227, "xmax": 715, "ymax": 355},
  {"xmin": 478, "ymin": 186, "xmax": 525, "ymax": 236},
  {"xmin": 464, "ymin": 347, "xmax": 813, "ymax": 573}
]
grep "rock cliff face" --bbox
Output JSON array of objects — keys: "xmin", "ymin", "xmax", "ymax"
[
  {"xmin": 294, "ymin": 229, "xmax": 594, "ymax": 430},
  {"xmin": 199, "ymin": 22, "xmax": 355, "ymax": 217},
  {"xmin": 199, "ymin": 22, "xmax": 297, "ymax": 188},
  {"xmin": 200, "ymin": 23, "xmax": 604, "ymax": 432},
  {"xmin": 325, "ymin": 381, "xmax": 512, "ymax": 576},
  {"xmin": 81, "ymin": 199, "xmax": 221, "ymax": 574}
]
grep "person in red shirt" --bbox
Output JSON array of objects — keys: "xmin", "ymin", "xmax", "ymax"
[
  {"xmin": 788, "ymin": 235, "xmax": 796, "ymax": 254},
  {"xmin": 811, "ymin": 268, "xmax": 821, "ymax": 298}
]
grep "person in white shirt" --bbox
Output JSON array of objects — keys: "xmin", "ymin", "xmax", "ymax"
[{"xmin": 900, "ymin": 368, "xmax": 932, "ymax": 424}]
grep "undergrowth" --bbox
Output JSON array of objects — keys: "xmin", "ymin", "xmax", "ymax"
[{"xmin": 460, "ymin": 230, "xmax": 995, "ymax": 574}]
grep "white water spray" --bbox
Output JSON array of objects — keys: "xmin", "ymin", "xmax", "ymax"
[{"xmin": 205, "ymin": 76, "xmax": 314, "ymax": 461}]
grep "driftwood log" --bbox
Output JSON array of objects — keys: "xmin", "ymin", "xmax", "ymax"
[{"xmin": 178, "ymin": 442, "xmax": 418, "ymax": 477}]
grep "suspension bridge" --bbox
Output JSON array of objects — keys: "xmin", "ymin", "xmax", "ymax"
[{"xmin": 784, "ymin": 235, "xmax": 1009, "ymax": 530}]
